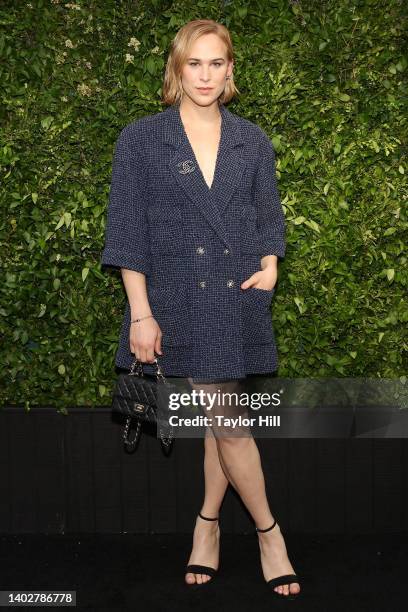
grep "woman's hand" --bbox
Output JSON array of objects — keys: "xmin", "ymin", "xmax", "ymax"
[
  {"xmin": 241, "ymin": 266, "xmax": 277, "ymax": 291},
  {"xmin": 130, "ymin": 317, "xmax": 163, "ymax": 363}
]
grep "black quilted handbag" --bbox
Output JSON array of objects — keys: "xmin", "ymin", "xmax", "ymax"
[{"xmin": 111, "ymin": 356, "xmax": 176, "ymax": 452}]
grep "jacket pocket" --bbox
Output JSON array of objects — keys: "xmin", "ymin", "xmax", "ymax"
[
  {"xmin": 147, "ymin": 284, "xmax": 191, "ymax": 346},
  {"xmin": 241, "ymin": 287, "xmax": 275, "ymax": 344},
  {"xmin": 240, "ymin": 205, "xmax": 263, "ymax": 254},
  {"xmin": 147, "ymin": 205, "xmax": 186, "ymax": 254}
]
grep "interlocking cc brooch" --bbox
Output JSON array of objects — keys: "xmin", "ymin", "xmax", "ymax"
[{"xmin": 177, "ymin": 160, "xmax": 196, "ymax": 174}]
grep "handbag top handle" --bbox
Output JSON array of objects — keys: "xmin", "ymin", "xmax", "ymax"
[{"xmin": 130, "ymin": 356, "xmax": 166, "ymax": 382}]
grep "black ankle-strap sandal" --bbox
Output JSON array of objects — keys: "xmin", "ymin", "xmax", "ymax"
[
  {"xmin": 256, "ymin": 519, "xmax": 301, "ymax": 599},
  {"xmin": 185, "ymin": 511, "xmax": 219, "ymax": 587}
]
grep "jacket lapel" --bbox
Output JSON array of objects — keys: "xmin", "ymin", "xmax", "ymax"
[{"xmin": 163, "ymin": 101, "xmax": 245, "ymax": 250}]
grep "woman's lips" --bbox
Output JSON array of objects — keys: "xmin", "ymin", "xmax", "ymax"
[{"xmin": 197, "ymin": 88, "xmax": 212, "ymax": 93}]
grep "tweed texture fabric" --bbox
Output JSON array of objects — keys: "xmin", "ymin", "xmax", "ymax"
[{"xmin": 101, "ymin": 101, "xmax": 286, "ymax": 379}]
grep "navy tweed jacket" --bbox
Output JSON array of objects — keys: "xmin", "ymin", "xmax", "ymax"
[{"xmin": 101, "ymin": 101, "xmax": 286, "ymax": 380}]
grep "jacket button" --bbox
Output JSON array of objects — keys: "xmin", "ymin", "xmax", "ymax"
[
  {"xmin": 199, "ymin": 280, "xmax": 207, "ymax": 288},
  {"xmin": 227, "ymin": 279, "xmax": 235, "ymax": 288},
  {"xmin": 223, "ymin": 248, "xmax": 230, "ymax": 255},
  {"xmin": 196, "ymin": 246, "xmax": 205, "ymax": 255}
]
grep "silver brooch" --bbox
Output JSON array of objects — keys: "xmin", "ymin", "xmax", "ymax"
[{"xmin": 177, "ymin": 160, "xmax": 196, "ymax": 174}]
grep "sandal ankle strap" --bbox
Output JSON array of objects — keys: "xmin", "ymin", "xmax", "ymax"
[
  {"xmin": 198, "ymin": 511, "xmax": 219, "ymax": 521},
  {"xmin": 255, "ymin": 518, "xmax": 277, "ymax": 532}
]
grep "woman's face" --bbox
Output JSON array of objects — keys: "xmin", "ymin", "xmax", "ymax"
[{"xmin": 180, "ymin": 33, "xmax": 233, "ymax": 106}]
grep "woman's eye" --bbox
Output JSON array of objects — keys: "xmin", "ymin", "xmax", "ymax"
[{"xmin": 188, "ymin": 62, "xmax": 223, "ymax": 67}]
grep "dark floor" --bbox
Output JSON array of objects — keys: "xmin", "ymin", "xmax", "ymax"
[{"xmin": 0, "ymin": 533, "xmax": 406, "ymax": 611}]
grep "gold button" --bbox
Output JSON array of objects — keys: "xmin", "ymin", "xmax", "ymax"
[
  {"xmin": 227, "ymin": 279, "xmax": 235, "ymax": 288},
  {"xmin": 223, "ymin": 248, "xmax": 230, "ymax": 255},
  {"xmin": 196, "ymin": 246, "xmax": 205, "ymax": 254},
  {"xmin": 199, "ymin": 280, "xmax": 207, "ymax": 288}
]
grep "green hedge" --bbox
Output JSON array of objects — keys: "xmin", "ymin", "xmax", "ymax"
[{"xmin": 1, "ymin": 0, "xmax": 406, "ymax": 410}]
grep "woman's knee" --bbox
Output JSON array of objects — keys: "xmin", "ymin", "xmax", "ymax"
[{"xmin": 216, "ymin": 434, "xmax": 253, "ymax": 453}]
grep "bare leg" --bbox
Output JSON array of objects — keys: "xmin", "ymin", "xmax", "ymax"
[
  {"xmin": 186, "ymin": 377, "xmax": 300, "ymax": 596},
  {"xmin": 216, "ymin": 435, "xmax": 300, "ymax": 596},
  {"xmin": 184, "ymin": 379, "xmax": 230, "ymax": 585}
]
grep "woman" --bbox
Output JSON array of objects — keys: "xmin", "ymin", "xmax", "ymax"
[{"xmin": 101, "ymin": 19, "xmax": 301, "ymax": 599}]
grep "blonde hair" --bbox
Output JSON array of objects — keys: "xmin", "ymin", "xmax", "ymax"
[{"xmin": 162, "ymin": 19, "xmax": 239, "ymax": 106}]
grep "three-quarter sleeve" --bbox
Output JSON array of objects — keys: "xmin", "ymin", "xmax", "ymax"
[
  {"xmin": 253, "ymin": 128, "xmax": 286, "ymax": 259},
  {"xmin": 100, "ymin": 126, "xmax": 151, "ymax": 275}
]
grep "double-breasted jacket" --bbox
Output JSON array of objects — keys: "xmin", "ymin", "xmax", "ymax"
[{"xmin": 101, "ymin": 101, "xmax": 286, "ymax": 380}]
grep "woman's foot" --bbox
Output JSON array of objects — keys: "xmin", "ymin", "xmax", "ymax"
[
  {"xmin": 257, "ymin": 522, "xmax": 301, "ymax": 596},
  {"xmin": 185, "ymin": 514, "xmax": 220, "ymax": 585}
]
